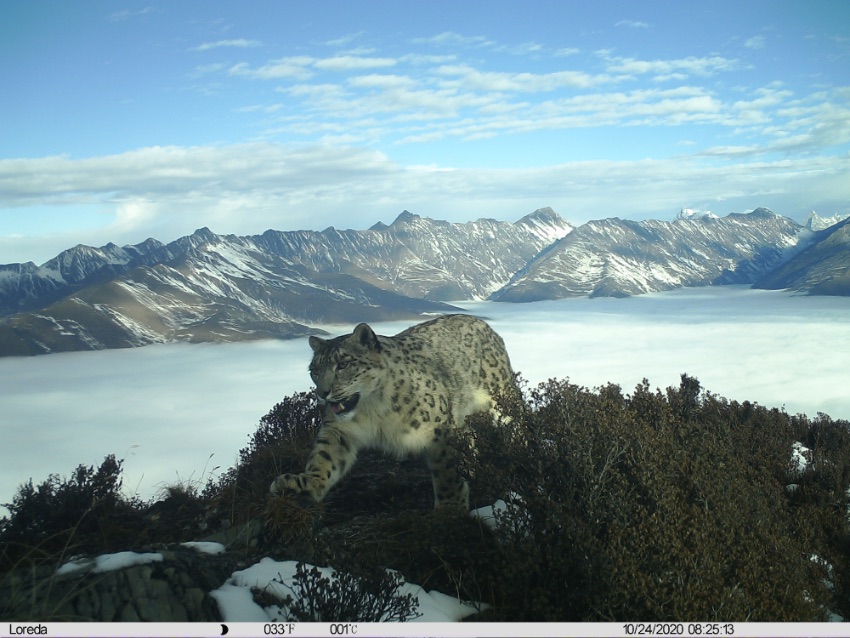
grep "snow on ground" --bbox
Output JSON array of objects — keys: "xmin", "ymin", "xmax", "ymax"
[
  {"xmin": 791, "ymin": 442, "xmax": 813, "ymax": 477},
  {"xmin": 180, "ymin": 541, "xmax": 226, "ymax": 555},
  {"xmin": 50, "ymin": 543, "xmax": 482, "ymax": 621},
  {"xmin": 56, "ymin": 551, "xmax": 164, "ymax": 576},
  {"xmin": 469, "ymin": 499, "xmax": 508, "ymax": 532},
  {"xmin": 210, "ymin": 557, "xmax": 483, "ymax": 622}
]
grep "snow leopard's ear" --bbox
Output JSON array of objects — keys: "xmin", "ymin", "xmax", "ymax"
[
  {"xmin": 353, "ymin": 323, "xmax": 381, "ymax": 352},
  {"xmin": 308, "ymin": 335, "xmax": 326, "ymax": 352}
]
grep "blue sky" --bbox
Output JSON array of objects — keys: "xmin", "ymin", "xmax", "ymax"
[{"xmin": 1, "ymin": 0, "xmax": 849, "ymax": 264}]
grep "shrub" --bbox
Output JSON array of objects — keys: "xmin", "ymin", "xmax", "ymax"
[
  {"xmin": 269, "ymin": 561, "xmax": 421, "ymax": 622},
  {"xmin": 204, "ymin": 392, "xmax": 324, "ymax": 527},
  {"xmin": 0, "ymin": 455, "xmax": 142, "ymax": 571},
  {"xmin": 463, "ymin": 374, "xmax": 847, "ymax": 621}
]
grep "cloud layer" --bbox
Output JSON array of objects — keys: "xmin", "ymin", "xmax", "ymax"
[
  {"xmin": 2, "ymin": 139, "xmax": 848, "ymax": 264},
  {"xmin": 1, "ymin": 287, "xmax": 847, "ymax": 515}
]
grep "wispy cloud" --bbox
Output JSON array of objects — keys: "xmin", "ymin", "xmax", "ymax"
[
  {"xmin": 229, "ymin": 56, "xmax": 315, "ymax": 80},
  {"xmin": 108, "ymin": 6, "xmax": 154, "ymax": 22},
  {"xmin": 215, "ymin": 41, "xmax": 790, "ymax": 152},
  {"xmin": 616, "ymin": 20, "xmax": 650, "ymax": 29},
  {"xmin": 603, "ymin": 54, "xmax": 739, "ymax": 78},
  {"xmin": 555, "ymin": 47, "xmax": 581, "ymax": 57},
  {"xmin": 436, "ymin": 64, "xmax": 618, "ymax": 92},
  {"xmin": 313, "ymin": 55, "xmax": 397, "ymax": 71},
  {"xmin": 745, "ymin": 35, "xmax": 767, "ymax": 50},
  {"xmin": 347, "ymin": 74, "xmax": 418, "ymax": 90},
  {"xmin": 228, "ymin": 54, "xmax": 396, "ymax": 78},
  {"xmin": 497, "ymin": 41, "xmax": 545, "ymax": 56},
  {"xmin": 193, "ymin": 39, "xmax": 262, "ymax": 52},
  {"xmin": 95, "ymin": 33, "xmax": 850, "ymax": 182},
  {"xmin": 323, "ymin": 31, "xmax": 365, "ymax": 47},
  {"xmin": 411, "ymin": 32, "xmax": 495, "ymax": 48}
]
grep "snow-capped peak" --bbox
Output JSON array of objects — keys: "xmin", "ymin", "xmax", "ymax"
[
  {"xmin": 516, "ymin": 207, "xmax": 573, "ymax": 241},
  {"xmin": 676, "ymin": 208, "xmax": 719, "ymax": 221},
  {"xmin": 805, "ymin": 210, "xmax": 850, "ymax": 231}
]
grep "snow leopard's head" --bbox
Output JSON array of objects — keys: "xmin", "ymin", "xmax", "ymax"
[{"xmin": 308, "ymin": 323, "xmax": 384, "ymax": 419}]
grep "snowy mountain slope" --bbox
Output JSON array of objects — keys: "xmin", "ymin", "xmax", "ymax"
[
  {"xmin": 755, "ymin": 217, "xmax": 850, "ymax": 296},
  {"xmin": 254, "ymin": 207, "xmax": 573, "ymax": 301},
  {"xmin": 0, "ymin": 239, "xmax": 163, "ymax": 316},
  {"xmin": 0, "ymin": 232, "xmax": 460, "ymax": 356},
  {"xmin": 0, "ymin": 208, "xmax": 572, "ymax": 321},
  {"xmin": 491, "ymin": 208, "xmax": 809, "ymax": 301}
]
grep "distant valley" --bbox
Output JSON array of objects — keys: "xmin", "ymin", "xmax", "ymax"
[{"xmin": 1, "ymin": 207, "xmax": 848, "ymax": 356}]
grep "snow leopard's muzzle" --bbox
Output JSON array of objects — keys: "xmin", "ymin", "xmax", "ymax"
[{"xmin": 322, "ymin": 393, "xmax": 360, "ymax": 416}]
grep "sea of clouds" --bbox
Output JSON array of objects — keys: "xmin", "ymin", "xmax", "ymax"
[{"xmin": 1, "ymin": 286, "xmax": 847, "ymax": 515}]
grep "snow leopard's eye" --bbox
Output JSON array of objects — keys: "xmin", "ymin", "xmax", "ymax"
[{"xmin": 337, "ymin": 359, "xmax": 350, "ymax": 370}]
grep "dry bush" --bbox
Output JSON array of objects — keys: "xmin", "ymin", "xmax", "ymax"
[
  {"xmin": 0, "ymin": 456, "xmax": 145, "ymax": 572},
  {"xmin": 269, "ymin": 560, "xmax": 421, "ymax": 622},
  {"xmin": 204, "ymin": 391, "xmax": 323, "ymax": 528},
  {"xmin": 462, "ymin": 374, "xmax": 849, "ymax": 621}
]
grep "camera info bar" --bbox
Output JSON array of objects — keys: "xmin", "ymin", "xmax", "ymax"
[{"xmin": 5, "ymin": 622, "xmax": 850, "ymax": 637}]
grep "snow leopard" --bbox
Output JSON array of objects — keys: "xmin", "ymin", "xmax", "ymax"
[{"xmin": 270, "ymin": 314, "xmax": 516, "ymax": 509}]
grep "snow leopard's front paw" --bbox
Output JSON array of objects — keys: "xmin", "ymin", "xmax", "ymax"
[{"xmin": 270, "ymin": 473, "xmax": 323, "ymax": 504}]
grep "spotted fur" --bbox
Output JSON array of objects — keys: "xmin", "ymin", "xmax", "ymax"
[{"xmin": 270, "ymin": 314, "xmax": 516, "ymax": 509}]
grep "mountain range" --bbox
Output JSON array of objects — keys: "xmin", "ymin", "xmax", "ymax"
[
  {"xmin": 1, "ymin": 206, "xmax": 847, "ymax": 356},
  {"xmin": 494, "ymin": 208, "xmax": 811, "ymax": 301}
]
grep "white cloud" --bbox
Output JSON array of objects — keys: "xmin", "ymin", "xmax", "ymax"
[
  {"xmin": 411, "ymin": 32, "xmax": 494, "ymax": 48},
  {"xmin": 701, "ymin": 95, "xmax": 850, "ymax": 157},
  {"xmin": 388, "ymin": 86, "xmax": 727, "ymax": 141},
  {"xmin": 313, "ymin": 55, "xmax": 397, "ymax": 71},
  {"xmin": 554, "ymin": 47, "xmax": 580, "ymax": 57},
  {"xmin": 497, "ymin": 41, "xmax": 544, "ymax": 56},
  {"xmin": 217, "ymin": 46, "xmax": 826, "ymax": 154},
  {"xmin": 228, "ymin": 54, "xmax": 397, "ymax": 79},
  {"xmin": 114, "ymin": 199, "xmax": 158, "ymax": 232},
  {"xmin": 229, "ymin": 56, "xmax": 315, "ymax": 80},
  {"xmin": 237, "ymin": 102, "xmax": 285, "ymax": 114},
  {"xmin": 347, "ymin": 74, "xmax": 418, "ymax": 89},
  {"xmin": 745, "ymin": 35, "xmax": 767, "ymax": 50},
  {"xmin": 400, "ymin": 53, "xmax": 457, "ymax": 66},
  {"xmin": 436, "ymin": 64, "xmax": 618, "ymax": 92},
  {"xmin": 1, "ymin": 141, "xmax": 849, "ymax": 264},
  {"xmin": 193, "ymin": 39, "xmax": 262, "ymax": 52},
  {"xmin": 615, "ymin": 20, "xmax": 650, "ymax": 29},
  {"xmin": 108, "ymin": 6, "xmax": 154, "ymax": 22},
  {"xmin": 323, "ymin": 32, "xmax": 365, "ymax": 47},
  {"xmin": 604, "ymin": 54, "xmax": 739, "ymax": 77}
]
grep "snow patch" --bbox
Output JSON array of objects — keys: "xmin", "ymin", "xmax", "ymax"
[
  {"xmin": 470, "ymin": 498, "xmax": 509, "ymax": 532},
  {"xmin": 791, "ymin": 441, "xmax": 812, "ymax": 477},
  {"xmin": 56, "ymin": 551, "xmax": 163, "ymax": 576},
  {"xmin": 210, "ymin": 557, "xmax": 484, "ymax": 622},
  {"xmin": 181, "ymin": 541, "xmax": 226, "ymax": 555}
]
